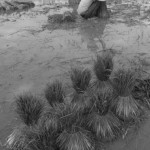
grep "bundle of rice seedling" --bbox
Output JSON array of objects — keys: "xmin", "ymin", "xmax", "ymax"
[
  {"xmin": 70, "ymin": 67, "xmax": 91, "ymax": 94},
  {"xmin": 31, "ymin": 125, "xmax": 56, "ymax": 150},
  {"xmin": 87, "ymin": 89, "xmax": 121, "ymax": 142},
  {"xmin": 38, "ymin": 108, "xmax": 60, "ymax": 134},
  {"xmin": 6, "ymin": 123, "xmax": 56, "ymax": 150},
  {"xmin": 55, "ymin": 103, "xmax": 94, "ymax": 150},
  {"xmin": 53, "ymin": 103, "xmax": 79, "ymax": 131},
  {"xmin": 70, "ymin": 67, "xmax": 93, "ymax": 115},
  {"xmin": 45, "ymin": 80, "xmax": 65, "ymax": 107},
  {"xmin": 62, "ymin": 11, "xmax": 76, "ymax": 23},
  {"xmin": 48, "ymin": 12, "xmax": 76, "ymax": 24},
  {"xmin": 132, "ymin": 79, "xmax": 150, "ymax": 110},
  {"xmin": 111, "ymin": 69, "xmax": 144, "ymax": 121},
  {"xmin": 57, "ymin": 128, "xmax": 94, "ymax": 150},
  {"xmin": 48, "ymin": 14, "xmax": 63, "ymax": 24},
  {"xmin": 6, "ymin": 125, "xmax": 36, "ymax": 150},
  {"xmin": 92, "ymin": 54, "xmax": 113, "ymax": 91},
  {"xmin": 16, "ymin": 93, "xmax": 44, "ymax": 126}
]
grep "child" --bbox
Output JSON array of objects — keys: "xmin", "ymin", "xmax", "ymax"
[{"xmin": 77, "ymin": 0, "xmax": 109, "ymax": 19}]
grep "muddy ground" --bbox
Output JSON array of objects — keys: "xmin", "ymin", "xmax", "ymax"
[{"xmin": 1, "ymin": 1, "xmax": 150, "ymax": 150}]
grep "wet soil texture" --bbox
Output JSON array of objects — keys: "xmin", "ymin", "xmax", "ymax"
[
  {"xmin": 1, "ymin": 0, "xmax": 150, "ymax": 150},
  {"xmin": 0, "ymin": 0, "xmax": 35, "ymax": 15}
]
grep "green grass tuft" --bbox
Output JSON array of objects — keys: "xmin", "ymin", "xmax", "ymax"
[
  {"xmin": 45, "ymin": 80, "xmax": 65, "ymax": 107},
  {"xmin": 86, "ymin": 89, "xmax": 121, "ymax": 141},
  {"xmin": 111, "ymin": 69, "xmax": 136, "ymax": 97},
  {"xmin": 57, "ymin": 128, "xmax": 94, "ymax": 150},
  {"xmin": 54, "ymin": 103, "xmax": 81, "ymax": 132},
  {"xmin": 15, "ymin": 93, "xmax": 44, "ymax": 126},
  {"xmin": 71, "ymin": 92, "xmax": 93, "ymax": 116},
  {"xmin": 111, "ymin": 95, "xmax": 143, "ymax": 121},
  {"xmin": 6, "ymin": 125, "xmax": 37, "ymax": 150},
  {"xmin": 132, "ymin": 79, "xmax": 150, "ymax": 110},
  {"xmin": 70, "ymin": 68, "xmax": 91, "ymax": 94},
  {"xmin": 38, "ymin": 109, "xmax": 60, "ymax": 134},
  {"xmin": 87, "ymin": 112, "xmax": 121, "ymax": 142},
  {"xmin": 94, "ymin": 54, "xmax": 113, "ymax": 82},
  {"xmin": 92, "ymin": 88, "xmax": 114, "ymax": 115}
]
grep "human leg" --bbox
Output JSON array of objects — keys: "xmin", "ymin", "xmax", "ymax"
[{"xmin": 97, "ymin": 0, "xmax": 110, "ymax": 18}]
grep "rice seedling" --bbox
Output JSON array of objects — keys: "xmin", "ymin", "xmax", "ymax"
[
  {"xmin": 111, "ymin": 69, "xmax": 144, "ymax": 121},
  {"xmin": 92, "ymin": 54, "xmax": 113, "ymax": 90},
  {"xmin": 132, "ymin": 79, "xmax": 150, "ymax": 110},
  {"xmin": 6, "ymin": 125, "xmax": 37, "ymax": 150},
  {"xmin": 94, "ymin": 54, "xmax": 113, "ymax": 81},
  {"xmin": 32, "ymin": 125, "xmax": 57, "ymax": 150},
  {"xmin": 57, "ymin": 128, "xmax": 94, "ymax": 150},
  {"xmin": 48, "ymin": 14, "xmax": 63, "ymax": 24},
  {"xmin": 71, "ymin": 93, "xmax": 93, "ymax": 116},
  {"xmin": 38, "ymin": 108, "xmax": 60, "ymax": 134},
  {"xmin": 53, "ymin": 103, "xmax": 80, "ymax": 131},
  {"xmin": 6, "ymin": 123, "xmax": 57, "ymax": 150},
  {"xmin": 55, "ymin": 103, "xmax": 95, "ymax": 150},
  {"xmin": 112, "ymin": 95, "xmax": 142, "ymax": 121},
  {"xmin": 86, "ymin": 89, "xmax": 121, "ymax": 142},
  {"xmin": 44, "ymin": 80, "xmax": 65, "ymax": 107},
  {"xmin": 70, "ymin": 67, "xmax": 91, "ymax": 94},
  {"xmin": 70, "ymin": 67, "xmax": 93, "ymax": 115},
  {"xmin": 62, "ymin": 11, "xmax": 76, "ymax": 23},
  {"xmin": 15, "ymin": 93, "xmax": 44, "ymax": 126},
  {"xmin": 111, "ymin": 69, "xmax": 136, "ymax": 97}
]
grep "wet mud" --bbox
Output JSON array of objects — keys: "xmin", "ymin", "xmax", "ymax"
[{"xmin": 0, "ymin": 1, "xmax": 150, "ymax": 150}]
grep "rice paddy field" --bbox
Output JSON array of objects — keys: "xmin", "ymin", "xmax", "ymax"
[{"xmin": 1, "ymin": 0, "xmax": 150, "ymax": 150}]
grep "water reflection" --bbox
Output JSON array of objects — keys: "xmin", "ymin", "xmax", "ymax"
[{"xmin": 79, "ymin": 18, "xmax": 108, "ymax": 52}]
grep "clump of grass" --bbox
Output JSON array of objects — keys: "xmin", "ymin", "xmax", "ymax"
[
  {"xmin": 70, "ymin": 67, "xmax": 91, "ymax": 94},
  {"xmin": 70, "ymin": 67, "xmax": 93, "ymax": 115},
  {"xmin": 32, "ymin": 125, "xmax": 57, "ymax": 150},
  {"xmin": 112, "ymin": 69, "xmax": 136, "ymax": 97},
  {"xmin": 53, "ymin": 103, "xmax": 79, "ymax": 131},
  {"xmin": 132, "ymin": 79, "xmax": 150, "ymax": 110},
  {"xmin": 87, "ymin": 89, "xmax": 121, "ymax": 142},
  {"xmin": 93, "ymin": 54, "xmax": 113, "ymax": 90},
  {"xmin": 57, "ymin": 128, "xmax": 94, "ymax": 150},
  {"xmin": 111, "ymin": 69, "xmax": 143, "ymax": 121},
  {"xmin": 6, "ymin": 123, "xmax": 57, "ymax": 150},
  {"xmin": 48, "ymin": 14, "xmax": 63, "ymax": 24},
  {"xmin": 45, "ymin": 80, "xmax": 65, "ymax": 107},
  {"xmin": 15, "ymin": 93, "xmax": 44, "ymax": 126},
  {"xmin": 112, "ymin": 95, "xmax": 142, "ymax": 121},
  {"xmin": 94, "ymin": 54, "xmax": 113, "ymax": 81},
  {"xmin": 62, "ymin": 11, "xmax": 76, "ymax": 23},
  {"xmin": 38, "ymin": 109, "xmax": 60, "ymax": 134},
  {"xmin": 55, "ymin": 103, "xmax": 95, "ymax": 150},
  {"xmin": 6, "ymin": 125, "xmax": 36, "ymax": 150},
  {"xmin": 48, "ymin": 12, "xmax": 76, "ymax": 25},
  {"xmin": 71, "ymin": 93, "xmax": 93, "ymax": 116}
]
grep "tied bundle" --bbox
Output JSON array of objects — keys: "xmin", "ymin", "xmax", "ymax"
[
  {"xmin": 92, "ymin": 54, "xmax": 113, "ymax": 92},
  {"xmin": 86, "ymin": 89, "xmax": 121, "ymax": 142},
  {"xmin": 70, "ymin": 67, "xmax": 93, "ymax": 116},
  {"xmin": 44, "ymin": 80, "xmax": 65, "ymax": 107},
  {"xmin": 111, "ymin": 69, "xmax": 144, "ymax": 122}
]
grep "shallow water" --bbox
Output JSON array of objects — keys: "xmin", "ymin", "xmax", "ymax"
[{"xmin": 0, "ymin": 2, "xmax": 150, "ymax": 150}]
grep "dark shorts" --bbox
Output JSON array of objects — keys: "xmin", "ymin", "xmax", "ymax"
[{"xmin": 80, "ymin": 1, "xmax": 101, "ymax": 19}]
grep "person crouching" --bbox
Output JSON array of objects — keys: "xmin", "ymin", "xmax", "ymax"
[{"xmin": 77, "ymin": 0, "xmax": 109, "ymax": 19}]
